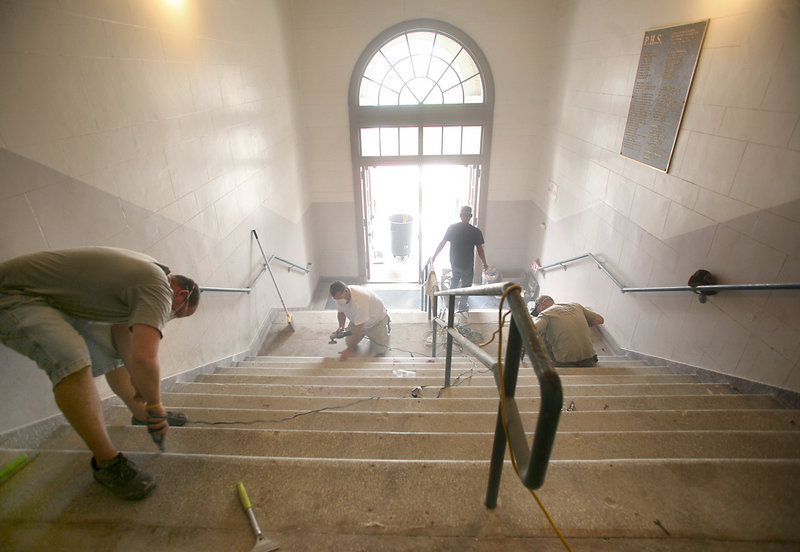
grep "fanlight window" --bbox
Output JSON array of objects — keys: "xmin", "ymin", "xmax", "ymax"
[{"xmin": 359, "ymin": 31, "xmax": 484, "ymax": 106}]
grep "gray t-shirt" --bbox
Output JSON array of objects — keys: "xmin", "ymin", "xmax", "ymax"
[{"xmin": 0, "ymin": 247, "xmax": 172, "ymax": 333}]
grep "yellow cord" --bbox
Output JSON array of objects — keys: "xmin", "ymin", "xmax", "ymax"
[{"xmin": 491, "ymin": 285, "xmax": 574, "ymax": 552}]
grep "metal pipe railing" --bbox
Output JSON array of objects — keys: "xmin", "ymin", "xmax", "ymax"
[
  {"xmin": 430, "ymin": 281, "xmax": 563, "ymax": 506},
  {"xmin": 199, "ymin": 264, "xmax": 267, "ymax": 294},
  {"xmin": 198, "ymin": 230, "xmax": 310, "ymax": 331},
  {"xmin": 538, "ymin": 253, "xmax": 800, "ymax": 300},
  {"xmin": 268, "ymin": 254, "xmax": 311, "ymax": 274}
]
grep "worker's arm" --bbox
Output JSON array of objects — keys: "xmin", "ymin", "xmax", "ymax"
[
  {"xmin": 337, "ymin": 311, "xmax": 347, "ymax": 331},
  {"xmin": 582, "ymin": 306, "xmax": 604, "ymax": 327},
  {"xmin": 111, "ymin": 323, "xmax": 167, "ymax": 434},
  {"xmin": 476, "ymin": 244, "xmax": 488, "ymax": 270},
  {"xmin": 432, "ymin": 238, "xmax": 447, "ymax": 262}
]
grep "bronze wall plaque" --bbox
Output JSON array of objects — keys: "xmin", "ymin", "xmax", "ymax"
[{"xmin": 621, "ymin": 20, "xmax": 708, "ymax": 172}]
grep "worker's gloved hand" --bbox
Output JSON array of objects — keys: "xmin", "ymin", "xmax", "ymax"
[{"xmin": 146, "ymin": 404, "xmax": 168, "ymax": 451}]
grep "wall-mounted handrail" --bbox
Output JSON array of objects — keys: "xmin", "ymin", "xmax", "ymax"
[
  {"xmin": 430, "ymin": 281, "xmax": 563, "ymax": 507},
  {"xmin": 538, "ymin": 253, "xmax": 800, "ymax": 300},
  {"xmin": 199, "ymin": 264, "xmax": 267, "ymax": 294},
  {"xmin": 199, "ymin": 231, "xmax": 310, "ymax": 332},
  {"xmin": 268, "ymin": 254, "xmax": 311, "ymax": 274}
]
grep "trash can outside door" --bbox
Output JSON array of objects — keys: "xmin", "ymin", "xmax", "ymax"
[{"xmin": 389, "ymin": 214, "xmax": 413, "ymax": 258}]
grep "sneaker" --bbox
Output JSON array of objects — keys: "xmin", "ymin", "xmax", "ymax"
[
  {"xmin": 131, "ymin": 411, "xmax": 187, "ymax": 427},
  {"xmin": 91, "ymin": 453, "xmax": 156, "ymax": 500}
]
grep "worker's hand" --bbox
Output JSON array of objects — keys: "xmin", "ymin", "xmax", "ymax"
[
  {"xmin": 339, "ymin": 347, "xmax": 353, "ymax": 361},
  {"xmin": 146, "ymin": 404, "xmax": 168, "ymax": 436}
]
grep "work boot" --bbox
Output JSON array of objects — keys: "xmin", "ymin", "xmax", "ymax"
[{"xmin": 91, "ymin": 453, "xmax": 156, "ymax": 500}]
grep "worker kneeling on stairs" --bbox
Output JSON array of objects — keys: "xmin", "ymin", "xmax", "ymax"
[
  {"xmin": 330, "ymin": 280, "xmax": 390, "ymax": 361},
  {"xmin": 531, "ymin": 295, "xmax": 604, "ymax": 367}
]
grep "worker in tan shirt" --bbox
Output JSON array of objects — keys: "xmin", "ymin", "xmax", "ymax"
[{"xmin": 532, "ymin": 295, "xmax": 604, "ymax": 366}]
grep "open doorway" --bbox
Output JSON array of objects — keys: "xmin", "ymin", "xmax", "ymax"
[{"xmin": 363, "ymin": 164, "xmax": 477, "ymax": 283}]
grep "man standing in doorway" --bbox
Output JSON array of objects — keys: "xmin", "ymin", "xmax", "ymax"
[{"xmin": 431, "ymin": 205, "xmax": 488, "ymax": 312}]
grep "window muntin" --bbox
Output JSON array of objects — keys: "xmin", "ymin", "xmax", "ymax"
[
  {"xmin": 361, "ymin": 126, "xmax": 482, "ymax": 157},
  {"xmin": 358, "ymin": 30, "xmax": 485, "ymax": 106}
]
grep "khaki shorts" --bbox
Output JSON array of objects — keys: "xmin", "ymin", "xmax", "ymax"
[
  {"xmin": 345, "ymin": 314, "xmax": 390, "ymax": 355},
  {"xmin": 0, "ymin": 293, "xmax": 123, "ymax": 387}
]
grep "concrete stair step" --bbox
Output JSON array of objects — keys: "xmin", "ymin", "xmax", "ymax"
[
  {"xmin": 220, "ymin": 364, "xmax": 679, "ymax": 376},
  {"xmin": 159, "ymin": 391, "xmax": 787, "ymax": 412},
  {"xmin": 37, "ymin": 424, "xmax": 800, "ymax": 460},
  {"xmin": 1, "ymin": 450, "xmax": 798, "ymax": 548},
  {"xmin": 99, "ymin": 405, "xmax": 800, "ymax": 432},
  {"xmin": 239, "ymin": 355, "xmax": 653, "ymax": 369},
  {"xmin": 199, "ymin": 373, "xmax": 700, "ymax": 386},
  {"xmin": 170, "ymin": 381, "xmax": 742, "ymax": 398}
]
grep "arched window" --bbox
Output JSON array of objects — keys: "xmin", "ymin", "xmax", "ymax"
[
  {"xmin": 358, "ymin": 30, "xmax": 484, "ymax": 106},
  {"xmin": 349, "ymin": 20, "xmax": 494, "ymax": 282}
]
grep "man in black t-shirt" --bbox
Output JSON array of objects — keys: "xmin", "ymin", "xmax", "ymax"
[{"xmin": 432, "ymin": 205, "xmax": 488, "ymax": 311}]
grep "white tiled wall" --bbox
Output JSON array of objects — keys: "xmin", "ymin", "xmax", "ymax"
[
  {"xmin": 531, "ymin": 0, "xmax": 800, "ymax": 392},
  {"xmin": 0, "ymin": 0, "xmax": 315, "ymax": 432}
]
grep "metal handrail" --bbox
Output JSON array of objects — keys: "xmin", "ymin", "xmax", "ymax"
[
  {"xmin": 199, "ymin": 230, "xmax": 311, "ymax": 309},
  {"xmin": 268, "ymin": 254, "xmax": 311, "ymax": 274},
  {"xmin": 431, "ymin": 281, "xmax": 563, "ymax": 507},
  {"xmin": 538, "ymin": 253, "xmax": 800, "ymax": 301},
  {"xmin": 199, "ymin": 264, "xmax": 267, "ymax": 294}
]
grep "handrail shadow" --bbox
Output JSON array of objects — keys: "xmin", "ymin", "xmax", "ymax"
[{"xmin": 430, "ymin": 281, "xmax": 563, "ymax": 508}]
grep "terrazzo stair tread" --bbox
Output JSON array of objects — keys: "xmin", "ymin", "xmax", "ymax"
[
  {"xmin": 35, "ymin": 424, "xmax": 800, "ymax": 460},
  {"xmin": 196, "ymin": 373, "xmax": 701, "ymax": 386},
  {"xmin": 286, "ymin": 310, "xmax": 432, "ymax": 323},
  {"xmin": 235, "ymin": 357, "xmax": 479, "ymax": 367},
  {"xmin": 14, "ymin": 524, "xmax": 797, "ymax": 552},
  {"xmin": 158, "ymin": 392, "xmax": 788, "ymax": 412},
  {"xmin": 218, "ymin": 364, "xmax": 678, "ymax": 376},
  {"xmin": 238, "ymin": 356, "xmax": 651, "ymax": 368},
  {"xmin": 168, "ymin": 381, "xmax": 742, "ymax": 398},
  {"xmin": 100, "ymin": 406, "xmax": 800, "ymax": 432},
  {"xmin": 1, "ymin": 451, "xmax": 798, "ymax": 546}
]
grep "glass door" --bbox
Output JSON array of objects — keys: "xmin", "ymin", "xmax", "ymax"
[{"xmin": 362, "ymin": 163, "xmax": 479, "ymax": 283}]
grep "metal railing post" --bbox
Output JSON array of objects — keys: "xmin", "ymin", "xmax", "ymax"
[
  {"xmin": 485, "ymin": 316, "xmax": 524, "ymax": 508},
  {"xmin": 431, "ymin": 294, "xmax": 438, "ymax": 358},
  {"xmin": 444, "ymin": 295, "xmax": 455, "ymax": 387},
  {"xmin": 485, "ymin": 409, "xmax": 507, "ymax": 509}
]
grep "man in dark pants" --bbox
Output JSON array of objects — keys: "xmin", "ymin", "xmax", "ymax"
[
  {"xmin": 431, "ymin": 205, "xmax": 488, "ymax": 312},
  {"xmin": 0, "ymin": 247, "xmax": 199, "ymax": 500}
]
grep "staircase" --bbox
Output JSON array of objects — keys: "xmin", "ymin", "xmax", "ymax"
[{"xmin": 1, "ymin": 312, "xmax": 799, "ymax": 551}]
